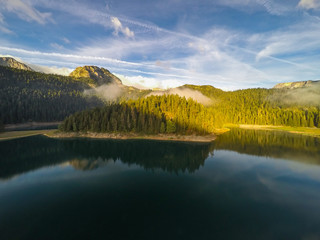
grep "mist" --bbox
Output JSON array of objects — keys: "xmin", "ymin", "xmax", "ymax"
[
  {"xmin": 270, "ymin": 82, "xmax": 320, "ymax": 106},
  {"xmin": 84, "ymin": 83, "xmax": 124, "ymax": 102},
  {"xmin": 148, "ymin": 87, "xmax": 212, "ymax": 105},
  {"xmin": 28, "ymin": 64, "xmax": 72, "ymax": 76}
]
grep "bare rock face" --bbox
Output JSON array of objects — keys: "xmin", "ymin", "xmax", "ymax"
[
  {"xmin": 273, "ymin": 80, "xmax": 320, "ymax": 89},
  {"xmin": 69, "ymin": 66, "xmax": 122, "ymax": 86},
  {"xmin": 0, "ymin": 57, "xmax": 33, "ymax": 71}
]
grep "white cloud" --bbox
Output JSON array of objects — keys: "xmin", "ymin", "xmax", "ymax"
[
  {"xmin": 28, "ymin": 64, "xmax": 72, "ymax": 76},
  {"xmin": 2, "ymin": 0, "xmax": 320, "ymax": 90},
  {"xmin": 148, "ymin": 87, "xmax": 213, "ymax": 105},
  {"xmin": 298, "ymin": 0, "xmax": 320, "ymax": 9},
  {"xmin": 254, "ymin": 20, "xmax": 320, "ymax": 72},
  {"xmin": 0, "ymin": 46, "xmax": 142, "ymax": 67},
  {"xmin": 84, "ymin": 83, "xmax": 124, "ymax": 101},
  {"xmin": 0, "ymin": 0, "xmax": 52, "ymax": 34},
  {"xmin": 1, "ymin": 0, "xmax": 52, "ymax": 24},
  {"xmin": 115, "ymin": 75, "xmax": 183, "ymax": 89},
  {"xmin": 111, "ymin": 17, "xmax": 134, "ymax": 38},
  {"xmin": 28, "ymin": 0, "xmax": 199, "ymax": 42}
]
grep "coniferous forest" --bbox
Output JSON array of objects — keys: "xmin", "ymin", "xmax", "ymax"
[
  {"xmin": 0, "ymin": 66, "xmax": 104, "ymax": 124},
  {"xmin": 61, "ymin": 86, "xmax": 320, "ymax": 135},
  {"xmin": 1, "ymin": 65, "xmax": 320, "ymax": 134},
  {"xmin": 186, "ymin": 85, "xmax": 320, "ymax": 128},
  {"xmin": 59, "ymin": 95, "xmax": 216, "ymax": 135}
]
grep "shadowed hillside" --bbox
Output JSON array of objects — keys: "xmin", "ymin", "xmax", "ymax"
[{"xmin": 0, "ymin": 66, "xmax": 103, "ymax": 124}]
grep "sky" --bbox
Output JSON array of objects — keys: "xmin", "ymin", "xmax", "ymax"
[{"xmin": 0, "ymin": 0, "xmax": 320, "ymax": 90}]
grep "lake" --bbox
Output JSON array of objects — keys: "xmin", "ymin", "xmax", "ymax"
[{"xmin": 1, "ymin": 128, "xmax": 320, "ymax": 240}]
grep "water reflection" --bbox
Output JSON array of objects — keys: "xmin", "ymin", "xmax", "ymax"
[
  {"xmin": 215, "ymin": 128, "xmax": 320, "ymax": 164},
  {"xmin": 1, "ymin": 130, "xmax": 320, "ymax": 240},
  {"xmin": 1, "ymin": 129, "xmax": 320, "ymax": 180},
  {"xmin": 0, "ymin": 136, "xmax": 214, "ymax": 179}
]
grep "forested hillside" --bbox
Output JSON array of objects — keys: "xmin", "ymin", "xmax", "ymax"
[
  {"xmin": 61, "ymin": 85, "xmax": 320, "ymax": 135},
  {"xmin": 0, "ymin": 65, "xmax": 149, "ymax": 126},
  {"xmin": 0, "ymin": 66, "xmax": 103, "ymax": 124},
  {"xmin": 59, "ymin": 95, "xmax": 217, "ymax": 135},
  {"xmin": 185, "ymin": 85, "xmax": 320, "ymax": 128},
  {"xmin": 1, "ymin": 63, "xmax": 320, "ymax": 131}
]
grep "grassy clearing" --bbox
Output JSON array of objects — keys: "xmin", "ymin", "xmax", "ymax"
[
  {"xmin": 238, "ymin": 124, "xmax": 320, "ymax": 138},
  {"xmin": 0, "ymin": 130, "xmax": 56, "ymax": 141}
]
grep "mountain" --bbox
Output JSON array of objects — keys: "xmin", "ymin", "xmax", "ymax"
[
  {"xmin": 70, "ymin": 66, "xmax": 122, "ymax": 86},
  {"xmin": 0, "ymin": 66, "xmax": 103, "ymax": 124},
  {"xmin": 69, "ymin": 65, "xmax": 151, "ymax": 101},
  {"xmin": 1, "ymin": 61, "xmax": 320, "ymax": 130},
  {"xmin": 0, "ymin": 57, "xmax": 33, "ymax": 71},
  {"xmin": 0, "ymin": 64, "xmax": 150, "ymax": 125},
  {"xmin": 273, "ymin": 80, "xmax": 320, "ymax": 89}
]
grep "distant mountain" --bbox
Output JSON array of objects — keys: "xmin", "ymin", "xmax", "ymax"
[
  {"xmin": 70, "ymin": 66, "xmax": 122, "ymax": 86},
  {"xmin": 273, "ymin": 80, "xmax": 320, "ymax": 89},
  {"xmin": 0, "ymin": 57, "xmax": 33, "ymax": 71}
]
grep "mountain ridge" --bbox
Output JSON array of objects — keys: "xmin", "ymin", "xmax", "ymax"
[
  {"xmin": 0, "ymin": 57, "xmax": 33, "ymax": 71},
  {"xmin": 273, "ymin": 80, "xmax": 320, "ymax": 89},
  {"xmin": 69, "ymin": 66, "xmax": 122, "ymax": 87}
]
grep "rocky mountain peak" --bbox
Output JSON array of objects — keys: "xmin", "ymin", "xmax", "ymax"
[
  {"xmin": 69, "ymin": 66, "xmax": 122, "ymax": 86},
  {"xmin": 0, "ymin": 57, "xmax": 33, "ymax": 71},
  {"xmin": 273, "ymin": 80, "xmax": 320, "ymax": 89}
]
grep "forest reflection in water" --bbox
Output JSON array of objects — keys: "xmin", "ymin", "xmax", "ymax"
[
  {"xmin": 0, "ymin": 136, "xmax": 214, "ymax": 179},
  {"xmin": 1, "ymin": 129, "xmax": 320, "ymax": 240},
  {"xmin": 0, "ymin": 128, "xmax": 319, "ymax": 180},
  {"xmin": 215, "ymin": 128, "xmax": 320, "ymax": 165}
]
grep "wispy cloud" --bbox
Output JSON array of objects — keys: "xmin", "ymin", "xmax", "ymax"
[
  {"xmin": 215, "ymin": 0, "xmax": 295, "ymax": 15},
  {"xmin": 111, "ymin": 17, "xmax": 134, "ymax": 38},
  {"xmin": 0, "ymin": 0, "xmax": 52, "ymax": 24},
  {"xmin": 0, "ymin": 12, "xmax": 12, "ymax": 33},
  {"xmin": 253, "ymin": 19, "xmax": 320, "ymax": 71},
  {"xmin": 0, "ymin": 46, "xmax": 143, "ymax": 67},
  {"xmin": 29, "ymin": 0, "xmax": 201, "ymax": 41},
  {"xmin": 1, "ymin": 0, "xmax": 320, "ymax": 90},
  {"xmin": 62, "ymin": 37, "xmax": 70, "ymax": 44},
  {"xmin": 50, "ymin": 43, "xmax": 64, "ymax": 50},
  {"xmin": 298, "ymin": 0, "xmax": 320, "ymax": 10}
]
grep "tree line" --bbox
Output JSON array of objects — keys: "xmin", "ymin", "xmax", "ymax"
[
  {"xmin": 1, "ymin": 66, "xmax": 320, "ymax": 131},
  {"xmin": 187, "ymin": 85, "xmax": 320, "ymax": 128},
  {"xmin": 59, "ymin": 95, "xmax": 216, "ymax": 134}
]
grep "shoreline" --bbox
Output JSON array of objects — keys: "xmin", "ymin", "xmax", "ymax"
[
  {"xmin": 0, "ymin": 130, "xmax": 55, "ymax": 141},
  {"xmin": 46, "ymin": 132, "xmax": 218, "ymax": 143},
  {"xmin": 4, "ymin": 121, "xmax": 62, "ymax": 131},
  {"xmin": 2, "ymin": 124, "xmax": 319, "ymax": 142},
  {"xmin": 238, "ymin": 124, "xmax": 320, "ymax": 138}
]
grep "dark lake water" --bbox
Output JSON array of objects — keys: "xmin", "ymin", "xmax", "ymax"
[{"xmin": 1, "ymin": 129, "xmax": 320, "ymax": 240}]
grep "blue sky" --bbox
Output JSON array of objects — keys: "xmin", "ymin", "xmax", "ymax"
[{"xmin": 0, "ymin": 0, "xmax": 320, "ymax": 90}]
